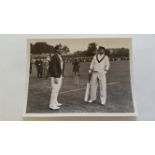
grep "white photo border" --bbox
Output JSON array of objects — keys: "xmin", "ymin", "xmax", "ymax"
[{"xmin": 23, "ymin": 35, "xmax": 137, "ymax": 119}]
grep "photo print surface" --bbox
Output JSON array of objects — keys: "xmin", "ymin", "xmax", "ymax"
[{"xmin": 25, "ymin": 38, "xmax": 136, "ymax": 116}]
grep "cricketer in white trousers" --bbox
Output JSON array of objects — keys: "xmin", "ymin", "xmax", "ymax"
[
  {"xmin": 49, "ymin": 53, "xmax": 63, "ymax": 110},
  {"xmin": 89, "ymin": 54, "xmax": 110, "ymax": 105},
  {"xmin": 49, "ymin": 76, "xmax": 63, "ymax": 108}
]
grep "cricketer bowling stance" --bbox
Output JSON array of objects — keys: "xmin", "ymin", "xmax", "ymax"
[{"xmin": 88, "ymin": 46, "xmax": 110, "ymax": 105}]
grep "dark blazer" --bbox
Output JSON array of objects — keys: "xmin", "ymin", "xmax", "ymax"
[{"xmin": 49, "ymin": 54, "xmax": 64, "ymax": 78}]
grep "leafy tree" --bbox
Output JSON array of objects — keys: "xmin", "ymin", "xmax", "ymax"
[
  {"xmin": 86, "ymin": 42, "xmax": 97, "ymax": 56},
  {"xmin": 31, "ymin": 42, "xmax": 54, "ymax": 54}
]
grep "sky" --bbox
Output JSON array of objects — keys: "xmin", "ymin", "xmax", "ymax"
[{"xmin": 30, "ymin": 38, "xmax": 132, "ymax": 53}]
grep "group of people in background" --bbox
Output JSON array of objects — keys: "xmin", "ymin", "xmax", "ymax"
[
  {"xmin": 30, "ymin": 57, "xmax": 50, "ymax": 79},
  {"xmin": 30, "ymin": 55, "xmax": 81, "ymax": 80}
]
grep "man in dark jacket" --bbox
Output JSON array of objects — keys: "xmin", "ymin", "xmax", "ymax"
[
  {"xmin": 72, "ymin": 58, "xmax": 80, "ymax": 76},
  {"xmin": 49, "ymin": 45, "xmax": 64, "ymax": 110}
]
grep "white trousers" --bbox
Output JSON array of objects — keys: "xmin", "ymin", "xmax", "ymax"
[
  {"xmin": 90, "ymin": 72, "xmax": 107, "ymax": 104},
  {"xmin": 49, "ymin": 77, "xmax": 62, "ymax": 108}
]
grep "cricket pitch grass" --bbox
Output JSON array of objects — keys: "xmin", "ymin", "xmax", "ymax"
[{"xmin": 27, "ymin": 61, "xmax": 135, "ymax": 114}]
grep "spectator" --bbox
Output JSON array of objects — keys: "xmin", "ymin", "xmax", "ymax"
[
  {"xmin": 35, "ymin": 57, "xmax": 43, "ymax": 78},
  {"xmin": 43, "ymin": 58, "xmax": 50, "ymax": 79},
  {"xmin": 72, "ymin": 59, "xmax": 80, "ymax": 76}
]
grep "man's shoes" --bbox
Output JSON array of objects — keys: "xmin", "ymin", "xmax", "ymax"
[
  {"xmin": 49, "ymin": 106, "xmax": 60, "ymax": 110},
  {"xmin": 88, "ymin": 100, "xmax": 93, "ymax": 103},
  {"xmin": 101, "ymin": 101, "xmax": 106, "ymax": 105},
  {"xmin": 56, "ymin": 103, "xmax": 63, "ymax": 106},
  {"xmin": 88, "ymin": 100, "xmax": 96, "ymax": 103}
]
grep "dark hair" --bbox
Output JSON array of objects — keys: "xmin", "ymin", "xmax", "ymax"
[
  {"xmin": 98, "ymin": 46, "xmax": 106, "ymax": 51},
  {"xmin": 55, "ymin": 44, "xmax": 61, "ymax": 52}
]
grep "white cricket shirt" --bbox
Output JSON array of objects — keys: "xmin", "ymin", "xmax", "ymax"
[{"xmin": 89, "ymin": 54, "xmax": 110, "ymax": 74}]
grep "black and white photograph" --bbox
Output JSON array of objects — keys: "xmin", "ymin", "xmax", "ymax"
[{"xmin": 25, "ymin": 38, "xmax": 136, "ymax": 117}]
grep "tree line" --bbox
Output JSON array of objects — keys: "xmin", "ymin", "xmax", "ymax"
[{"xmin": 31, "ymin": 42, "xmax": 129, "ymax": 58}]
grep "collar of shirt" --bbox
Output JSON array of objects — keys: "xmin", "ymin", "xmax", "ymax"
[{"xmin": 97, "ymin": 54, "xmax": 105, "ymax": 61}]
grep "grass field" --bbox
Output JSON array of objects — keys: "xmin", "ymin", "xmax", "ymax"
[{"xmin": 27, "ymin": 61, "xmax": 134, "ymax": 113}]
